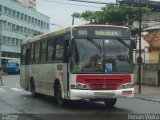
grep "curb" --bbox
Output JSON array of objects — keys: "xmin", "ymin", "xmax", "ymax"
[{"xmin": 134, "ymin": 96, "xmax": 160, "ymax": 103}]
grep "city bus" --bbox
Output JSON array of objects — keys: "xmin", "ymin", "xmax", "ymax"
[{"xmin": 20, "ymin": 24, "xmax": 135, "ymax": 107}]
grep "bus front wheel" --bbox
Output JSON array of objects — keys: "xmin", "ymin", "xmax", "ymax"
[
  {"xmin": 104, "ymin": 98, "xmax": 117, "ymax": 107},
  {"xmin": 56, "ymin": 83, "xmax": 66, "ymax": 105},
  {"xmin": 30, "ymin": 80, "xmax": 36, "ymax": 97}
]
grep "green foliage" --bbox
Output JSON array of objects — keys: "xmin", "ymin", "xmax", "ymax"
[{"xmin": 72, "ymin": 4, "xmax": 151, "ymax": 37}]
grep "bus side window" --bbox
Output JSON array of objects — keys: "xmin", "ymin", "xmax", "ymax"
[
  {"xmin": 55, "ymin": 37, "xmax": 64, "ymax": 62},
  {"xmin": 21, "ymin": 46, "xmax": 26, "ymax": 64},
  {"xmin": 31, "ymin": 43, "xmax": 35, "ymax": 63},
  {"xmin": 40, "ymin": 40, "xmax": 47, "ymax": 62},
  {"xmin": 47, "ymin": 39, "xmax": 55, "ymax": 62},
  {"xmin": 35, "ymin": 42, "xmax": 40, "ymax": 63}
]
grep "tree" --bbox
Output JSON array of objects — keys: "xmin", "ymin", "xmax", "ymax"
[{"xmin": 72, "ymin": 4, "xmax": 151, "ymax": 37}]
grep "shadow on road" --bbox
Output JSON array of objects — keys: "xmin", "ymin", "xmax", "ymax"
[{"xmin": 21, "ymin": 93, "xmax": 132, "ymax": 114}]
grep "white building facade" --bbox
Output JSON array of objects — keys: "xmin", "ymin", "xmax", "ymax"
[{"xmin": 0, "ymin": 0, "xmax": 50, "ymax": 62}]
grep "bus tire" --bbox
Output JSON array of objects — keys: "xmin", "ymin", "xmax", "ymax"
[
  {"xmin": 30, "ymin": 80, "xmax": 36, "ymax": 97},
  {"xmin": 104, "ymin": 98, "xmax": 117, "ymax": 108},
  {"xmin": 56, "ymin": 83, "xmax": 66, "ymax": 105}
]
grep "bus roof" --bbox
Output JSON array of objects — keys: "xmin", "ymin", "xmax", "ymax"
[
  {"xmin": 22, "ymin": 27, "xmax": 71, "ymax": 45},
  {"xmin": 79, "ymin": 24, "xmax": 129, "ymax": 29},
  {"xmin": 22, "ymin": 24, "xmax": 129, "ymax": 45}
]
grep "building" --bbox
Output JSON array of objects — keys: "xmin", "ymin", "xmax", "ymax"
[
  {"xmin": 15, "ymin": 0, "xmax": 37, "ymax": 10},
  {"xmin": 0, "ymin": 0, "xmax": 50, "ymax": 63}
]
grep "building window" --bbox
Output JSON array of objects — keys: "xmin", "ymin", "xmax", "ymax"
[
  {"xmin": 21, "ymin": 13, "xmax": 24, "ymax": 20},
  {"xmin": 3, "ymin": 22, "xmax": 7, "ymax": 29},
  {"xmin": 0, "ymin": 5, "xmax": 2, "ymax": 13},
  {"xmin": 47, "ymin": 23, "xmax": 49, "ymax": 29},
  {"xmin": 32, "ymin": 17, "xmax": 34, "ymax": 24},
  {"xmin": 12, "ymin": 38, "xmax": 15, "ymax": 45},
  {"xmin": 4, "ymin": 6, "xmax": 8, "ymax": 15},
  {"xmin": 35, "ymin": 19, "xmax": 37, "ymax": 25},
  {"xmin": 20, "ymin": 39, "xmax": 23, "ymax": 45},
  {"xmin": 2, "ymin": 36, "xmax": 6, "ymax": 44},
  {"xmin": 7, "ymin": 37, "xmax": 11, "ymax": 45},
  {"xmin": 20, "ymin": 26, "xmax": 23, "ymax": 33},
  {"xmin": 17, "ymin": 12, "xmax": 20, "ymax": 19},
  {"xmin": 8, "ymin": 23, "xmax": 11, "ymax": 30},
  {"xmin": 25, "ymin": 14, "xmax": 27, "ymax": 21},
  {"xmin": 16, "ymin": 39, "xmax": 19, "ymax": 46},
  {"xmin": 12, "ymin": 10, "xmax": 16, "ymax": 18},
  {"xmin": 8, "ymin": 9, "xmax": 11, "ymax": 16},
  {"xmin": 24, "ymin": 27, "xmax": 27, "ymax": 34},
  {"xmin": 28, "ymin": 16, "xmax": 31, "ymax": 22}
]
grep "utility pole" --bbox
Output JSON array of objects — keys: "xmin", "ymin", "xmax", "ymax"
[
  {"xmin": 138, "ymin": 0, "xmax": 142, "ymax": 94},
  {"xmin": 0, "ymin": 20, "xmax": 4, "ymax": 65},
  {"xmin": 72, "ymin": 16, "xmax": 75, "ymax": 25},
  {"xmin": 116, "ymin": 0, "xmax": 119, "ymax": 5}
]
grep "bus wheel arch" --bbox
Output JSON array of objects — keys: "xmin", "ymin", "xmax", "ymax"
[{"xmin": 30, "ymin": 77, "xmax": 36, "ymax": 97}]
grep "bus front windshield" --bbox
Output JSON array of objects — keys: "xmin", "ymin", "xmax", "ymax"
[{"xmin": 71, "ymin": 38, "xmax": 133, "ymax": 74}]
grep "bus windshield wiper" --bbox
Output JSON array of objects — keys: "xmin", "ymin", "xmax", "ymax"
[
  {"xmin": 86, "ymin": 37, "xmax": 101, "ymax": 50},
  {"xmin": 116, "ymin": 37, "xmax": 130, "ymax": 49}
]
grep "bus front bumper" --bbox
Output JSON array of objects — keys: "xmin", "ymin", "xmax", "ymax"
[{"xmin": 70, "ymin": 88, "xmax": 134, "ymax": 100}]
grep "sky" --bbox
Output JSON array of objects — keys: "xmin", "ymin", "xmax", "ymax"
[
  {"xmin": 37, "ymin": 0, "xmax": 116, "ymax": 31},
  {"xmin": 36, "ymin": 0, "xmax": 160, "ymax": 31}
]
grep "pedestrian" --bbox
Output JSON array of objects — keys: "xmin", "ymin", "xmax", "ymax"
[
  {"xmin": 0, "ymin": 64, "xmax": 6, "ymax": 86},
  {"xmin": 0, "ymin": 65, "xmax": 3, "ymax": 85}
]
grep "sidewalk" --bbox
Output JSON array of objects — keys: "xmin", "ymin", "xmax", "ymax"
[{"xmin": 134, "ymin": 85, "xmax": 160, "ymax": 102}]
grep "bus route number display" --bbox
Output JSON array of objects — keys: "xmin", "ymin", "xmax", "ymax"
[
  {"xmin": 72, "ymin": 27, "xmax": 130, "ymax": 38},
  {"xmin": 95, "ymin": 30, "xmax": 118, "ymax": 36}
]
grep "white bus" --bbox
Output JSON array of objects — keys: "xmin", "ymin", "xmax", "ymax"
[{"xmin": 20, "ymin": 24, "xmax": 135, "ymax": 107}]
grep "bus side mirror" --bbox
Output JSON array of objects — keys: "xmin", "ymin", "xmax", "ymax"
[{"xmin": 64, "ymin": 46, "xmax": 72, "ymax": 63}]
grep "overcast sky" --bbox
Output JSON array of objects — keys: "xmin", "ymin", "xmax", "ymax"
[
  {"xmin": 37, "ymin": 0, "xmax": 116, "ymax": 31},
  {"xmin": 37, "ymin": 0, "xmax": 160, "ymax": 31}
]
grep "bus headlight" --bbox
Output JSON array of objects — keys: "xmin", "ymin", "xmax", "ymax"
[
  {"xmin": 118, "ymin": 83, "xmax": 134, "ymax": 89},
  {"xmin": 76, "ymin": 83, "xmax": 90, "ymax": 90}
]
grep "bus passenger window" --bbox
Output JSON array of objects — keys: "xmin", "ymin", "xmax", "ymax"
[
  {"xmin": 48, "ymin": 39, "xmax": 55, "ymax": 62},
  {"xmin": 35, "ymin": 43, "xmax": 40, "ymax": 63},
  {"xmin": 55, "ymin": 37, "xmax": 64, "ymax": 62},
  {"xmin": 40, "ymin": 40, "xmax": 47, "ymax": 62}
]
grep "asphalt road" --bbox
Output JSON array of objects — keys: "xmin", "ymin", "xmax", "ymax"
[{"xmin": 0, "ymin": 75, "xmax": 160, "ymax": 120}]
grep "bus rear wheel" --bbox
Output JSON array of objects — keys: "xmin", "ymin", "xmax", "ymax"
[
  {"xmin": 104, "ymin": 98, "xmax": 117, "ymax": 107},
  {"xmin": 56, "ymin": 83, "xmax": 66, "ymax": 105},
  {"xmin": 30, "ymin": 80, "xmax": 36, "ymax": 97}
]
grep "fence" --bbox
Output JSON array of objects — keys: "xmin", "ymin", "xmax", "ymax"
[{"xmin": 134, "ymin": 63, "xmax": 160, "ymax": 86}]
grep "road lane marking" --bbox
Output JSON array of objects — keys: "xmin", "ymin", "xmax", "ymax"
[
  {"xmin": 0, "ymin": 88, "xmax": 5, "ymax": 92},
  {"xmin": 11, "ymin": 88, "xmax": 23, "ymax": 92}
]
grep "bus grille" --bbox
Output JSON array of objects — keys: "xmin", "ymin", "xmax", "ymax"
[
  {"xmin": 76, "ymin": 75, "xmax": 131, "ymax": 90},
  {"xmin": 85, "ymin": 79, "xmax": 123, "ymax": 90}
]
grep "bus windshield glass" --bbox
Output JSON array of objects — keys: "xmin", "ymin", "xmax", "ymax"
[{"xmin": 71, "ymin": 38, "xmax": 133, "ymax": 74}]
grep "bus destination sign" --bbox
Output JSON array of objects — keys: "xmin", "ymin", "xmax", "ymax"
[{"xmin": 73, "ymin": 27, "xmax": 130, "ymax": 38}]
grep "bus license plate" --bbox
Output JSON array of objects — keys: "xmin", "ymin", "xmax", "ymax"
[{"xmin": 94, "ymin": 92, "xmax": 115, "ymax": 98}]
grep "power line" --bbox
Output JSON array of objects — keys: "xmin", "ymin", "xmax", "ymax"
[
  {"xmin": 42, "ymin": 0, "xmax": 101, "ymax": 8},
  {"xmin": 66, "ymin": 0, "xmax": 109, "ymax": 5}
]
